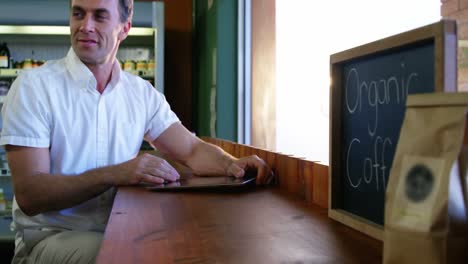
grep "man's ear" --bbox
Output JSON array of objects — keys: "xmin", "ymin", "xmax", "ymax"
[{"xmin": 119, "ymin": 21, "xmax": 132, "ymax": 41}]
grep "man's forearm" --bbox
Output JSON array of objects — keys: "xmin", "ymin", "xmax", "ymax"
[
  {"xmin": 12, "ymin": 151, "xmax": 180, "ymax": 216},
  {"xmin": 14, "ymin": 166, "xmax": 117, "ymax": 216},
  {"xmin": 184, "ymin": 141, "xmax": 236, "ymax": 176}
]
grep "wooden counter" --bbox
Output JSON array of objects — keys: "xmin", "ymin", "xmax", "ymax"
[{"xmin": 96, "ymin": 186, "xmax": 382, "ymax": 263}]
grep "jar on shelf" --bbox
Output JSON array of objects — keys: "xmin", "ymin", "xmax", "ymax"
[
  {"xmin": 123, "ymin": 60, "xmax": 135, "ymax": 72},
  {"xmin": 147, "ymin": 59, "xmax": 155, "ymax": 78},
  {"xmin": 148, "ymin": 59, "xmax": 155, "ymax": 72},
  {"xmin": 22, "ymin": 59, "xmax": 33, "ymax": 69},
  {"xmin": 13, "ymin": 61, "xmax": 21, "ymax": 69},
  {"xmin": 136, "ymin": 60, "xmax": 147, "ymax": 71},
  {"xmin": 136, "ymin": 60, "xmax": 147, "ymax": 76}
]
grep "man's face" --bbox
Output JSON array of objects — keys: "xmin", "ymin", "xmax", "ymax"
[{"xmin": 70, "ymin": 0, "xmax": 130, "ymax": 66}]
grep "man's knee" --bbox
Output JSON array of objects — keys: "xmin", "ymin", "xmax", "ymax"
[{"xmin": 29, "ymin": 231, "xmax": 103, "ymax": 264}]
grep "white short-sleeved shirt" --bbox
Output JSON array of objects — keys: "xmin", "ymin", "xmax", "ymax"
[{"xmin": 0, "ymin": 48, "xmax": 180, "ymax": 232}]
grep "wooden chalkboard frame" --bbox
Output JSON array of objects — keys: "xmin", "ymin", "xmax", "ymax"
[{"xmin": 328, "ymin": 20, "xmax": 457, "ymax": 241}]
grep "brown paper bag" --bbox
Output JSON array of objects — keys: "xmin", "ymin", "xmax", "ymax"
[{"xmin": 383, "ymin": 93, "xmax": 468, "ymax": 264}]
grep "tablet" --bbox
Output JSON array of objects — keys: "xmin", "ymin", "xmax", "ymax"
[{"xmin": 145, "ymin": 169, "xmax": 257, "ymax": 191}]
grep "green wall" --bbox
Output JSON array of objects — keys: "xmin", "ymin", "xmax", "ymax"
[{"xmin": 193, "ymin": 0, "xmax": 237, "ymax": 141}]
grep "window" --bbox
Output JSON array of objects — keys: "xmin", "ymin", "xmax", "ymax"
[{"xmin": 276, "ymin": 0, "xmax": 440, "ymax": 165}]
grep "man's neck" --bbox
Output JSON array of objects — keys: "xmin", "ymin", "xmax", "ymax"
[{"xmin": 87, "ymin": 62, "xmax": 114, "ymax": 94}]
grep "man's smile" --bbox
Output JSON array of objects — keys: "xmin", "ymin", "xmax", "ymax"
[{"xmin": 77, "ymin": 38, "xmax": 98, "ymax": 47}]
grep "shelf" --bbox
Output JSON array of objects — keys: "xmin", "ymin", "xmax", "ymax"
[
  {"xmin": 123, "ymin": 69, "xmax": 155, "ymax": 79},
  {"xmin": 0, "ymin": 68, "xmax": 153, "ymax": 81},
  {"xmin": 0, "ymin": 25, "xmax": 155, "ymax": 36},
  {"xmin": 0, "ymin": 69, "xmax": 20, "ymax": 78}
]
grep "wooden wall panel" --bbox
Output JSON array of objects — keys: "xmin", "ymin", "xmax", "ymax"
[
  {"xmin": 163, "ymin": 0, "xmax": 194, "ymax": 131},
  {"xmin": 312, "ymin": 162, "xmax": 329, "ymax": 209},
  {"xmin": 251, "ymin": 0, "xmax": 276, "ymax": 150},
  {"xmin": 203, "ymin": 137, "xmax": 329, "ymax": 209}
]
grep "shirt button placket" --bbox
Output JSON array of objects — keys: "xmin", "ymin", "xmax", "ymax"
[{"xmin": 96, "ymin": 94, "xmax": 109, "ymax": 168}]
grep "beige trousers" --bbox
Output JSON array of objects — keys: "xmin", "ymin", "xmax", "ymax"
[{"xmin": 12, "ymin": 230, "xmax": 103, "ymax": 264}]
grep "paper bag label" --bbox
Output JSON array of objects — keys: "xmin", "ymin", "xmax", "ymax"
[
  {"xmin": 391, "ymin": 155, "xmax": 445, "ymax": 232},
  {"xmin": 405, "ymin": 164, "xmax": 434, "ymax": 202}
]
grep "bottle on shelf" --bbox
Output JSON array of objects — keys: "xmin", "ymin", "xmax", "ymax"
[
  {"xmin": 0, "ymin": 43, "xmax": 11, "ymax": 69},
  {"xmin": 0, "ymin": 188, "xmax": 6, "ymax": 211}
]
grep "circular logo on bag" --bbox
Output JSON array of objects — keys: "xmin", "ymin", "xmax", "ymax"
[{"xmin": 405, "ymin": 164, "xmax": 434, "ymax": 202}]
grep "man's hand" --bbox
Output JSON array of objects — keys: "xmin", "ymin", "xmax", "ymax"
[
  {"xmin": 113, "ymin": 153, "xmax": 180, "ymax": 185},
  {"xmin": 151, "ymin": 123, "xmax": 274, "ymax": 185},
  {"xmin": 226, "ymin": 155, "xmax": 273, "ymax": 185}
]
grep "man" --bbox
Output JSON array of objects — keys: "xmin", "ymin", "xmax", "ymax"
[{"xmin": 0, "ymin": 0, "xmax": 270, "ymax": 263}]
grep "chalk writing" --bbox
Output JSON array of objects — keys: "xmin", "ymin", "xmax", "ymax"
[
  {"xmin": 344, "ymin": 66, "xmax": 418, "ymax": 191},
  {"xmin": 346, "ymin": 136, "xmax": 392, "ymax": 191}
]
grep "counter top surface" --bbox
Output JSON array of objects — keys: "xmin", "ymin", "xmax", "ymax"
[{"xmin": 96, "ymin": 186, "xmax": 382, "ymax": 264}]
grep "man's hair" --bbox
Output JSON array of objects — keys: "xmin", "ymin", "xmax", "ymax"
[
  {"xmin": 118, "ymin": 0, "xmax": 133, "ymax": 23},
  {"xmin": 69, "ymin": 0, "xmax": 133, "ymax": 23}
]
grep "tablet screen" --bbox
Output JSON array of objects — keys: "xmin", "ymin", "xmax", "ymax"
[{"xmin": 145, "ymin": 173, "xmax": 256, "ymax": 191}]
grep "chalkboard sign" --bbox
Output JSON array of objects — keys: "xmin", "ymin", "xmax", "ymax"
[{"xmin": 329, "ymin": 20, "xmax": 457, "ymax": 240}]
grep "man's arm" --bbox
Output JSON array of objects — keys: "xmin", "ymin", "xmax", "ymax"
[
  {"xmin": 6, "ymin": 145, "xmax": 180, "ymax": 216},
  {"xmin": 152, "ymin": 123, "xmax": 270, "ymax": 184}
]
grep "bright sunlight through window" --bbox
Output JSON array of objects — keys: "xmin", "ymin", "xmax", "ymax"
[{"xmin": 276, "ymin": 0, "xmax": 441, "ymax": 165}]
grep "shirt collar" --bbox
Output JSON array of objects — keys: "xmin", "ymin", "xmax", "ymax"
[
  {"xmin": 65, "ymin": 48, "xmax": 93, "ymax": 82},
  {"xmin": 65, "ymin": 48, "xmax": 122, "ymax": 92}
]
